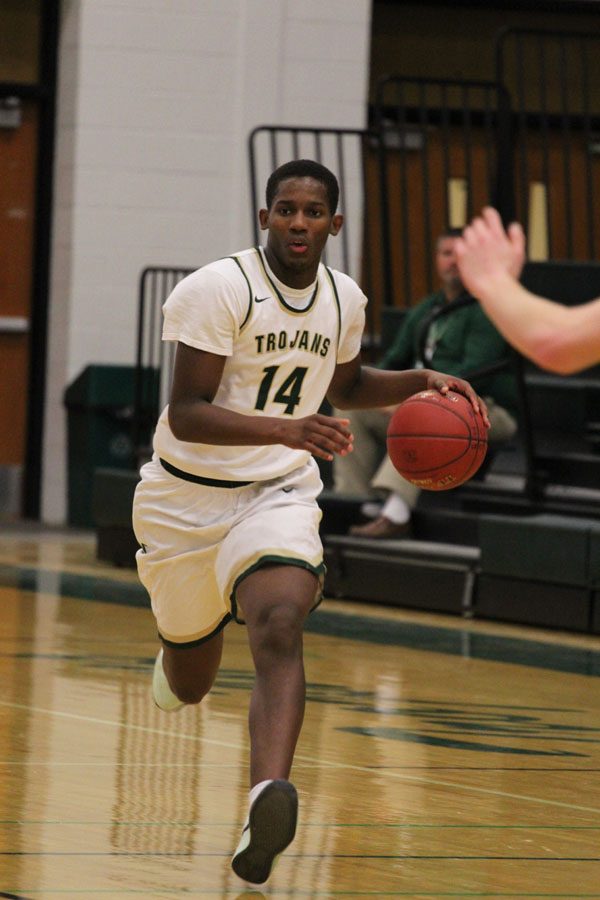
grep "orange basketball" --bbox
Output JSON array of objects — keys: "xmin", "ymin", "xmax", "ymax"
[{"xmin": 386, "ymin": 390, "xmax": 488, "ymax": 490}]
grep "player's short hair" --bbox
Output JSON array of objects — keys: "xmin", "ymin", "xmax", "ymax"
[{"xmin": 266, "ymin": 160, "xmax": 340, "ymax": 214}]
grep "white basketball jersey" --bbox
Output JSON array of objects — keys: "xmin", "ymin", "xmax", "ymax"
[{"xmin": 153, "ymin": 246, "xmax": 366, "ymax": 481}]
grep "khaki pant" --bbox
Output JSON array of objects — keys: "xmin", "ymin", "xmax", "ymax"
[{"xmin": 333, "ymin": 397, "xmax": 517, "ymax": 508}]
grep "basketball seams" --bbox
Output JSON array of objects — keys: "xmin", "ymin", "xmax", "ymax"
[
  {"xmin": 460, "ymin": 396, "xmax": 488, "ymax": 482},
  {"xmin": 386, "ymin": 390, "xmax": 488, "ymax": 490},
  {"xmin": 387, "ymin": 431, "xmax": 486, "ymax": 441},
  {"xmin": 387, "ymin": 437, "xmax": 475, "ymax": 475},
  {"xmin": 394, "ymin": 397, "xmax": 474, "ymax": 432}
]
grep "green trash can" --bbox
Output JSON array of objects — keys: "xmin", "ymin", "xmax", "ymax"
[{"xmin": 64, "ymin": 364, "xmax": 139, "ymax": 527}]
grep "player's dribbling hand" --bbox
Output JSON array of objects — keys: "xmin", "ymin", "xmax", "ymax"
[
  {"xmin": 424, "ymin": 371, "xmax": 490, "ymax": 428},
  {"xmin": 277, "ymin": 414, "xmax": 354, "ymax": 461}
]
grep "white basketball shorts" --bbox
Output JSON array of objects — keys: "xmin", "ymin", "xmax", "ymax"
[{"xmin": 132, "ymin": 456, "xmax": 325, "ymax": 646}]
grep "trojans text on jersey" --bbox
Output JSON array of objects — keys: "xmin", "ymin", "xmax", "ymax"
[{"xmin": 254, "ymin": 329, "xmax": 331, "ymax": 357}]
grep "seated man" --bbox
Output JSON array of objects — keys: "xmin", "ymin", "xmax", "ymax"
[{"xmin": 333, "ymin": 227, "xmax": 518, "ymax": 538}]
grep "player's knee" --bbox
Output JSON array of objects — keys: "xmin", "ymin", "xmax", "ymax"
[{"xmin": 253, "ymin": 601, "xmax": 306, "ymax": 658}]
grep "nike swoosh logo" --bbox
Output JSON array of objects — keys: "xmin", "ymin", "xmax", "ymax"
[{"xmin": 254, "ymin": 296, "xmax": 270, "ymax": 303}]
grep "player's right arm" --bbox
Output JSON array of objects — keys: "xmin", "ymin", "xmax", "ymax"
[{"xmin": 168, "ymin": 342, "xmax": 354, "ymax": 461}]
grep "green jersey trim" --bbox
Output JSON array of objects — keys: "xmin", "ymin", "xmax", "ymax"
[
  {"xmin": 324, "ymin": 265, "xmax": 342, "ymax": 356},
  {"xmin": 255, "ymin": 247, "xmax": 321, "ymax": 315},
  {"xmin": 227, "ymin": 256, "xmax": 254, "ymax": 332},
  {"xmin": 230, "ymin": 555, "xmax": 326, "ymax": 623}
]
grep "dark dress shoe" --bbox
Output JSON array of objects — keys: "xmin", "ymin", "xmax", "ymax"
[{"xmin": 349, "ymin": 516, "xmax": 412, "ymax": 539}]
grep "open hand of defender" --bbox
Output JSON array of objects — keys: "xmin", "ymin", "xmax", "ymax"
[{"xmin": 454, "ymin": 207, "xmax": 526, "ymax": 297}]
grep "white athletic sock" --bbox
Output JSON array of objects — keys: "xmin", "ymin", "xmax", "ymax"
[
  {"xmin": 360, "ymin": 500, "xmax": 383, "ymax": 519},
  {"xmin": 381, "ymin": 492, "xmax": 411, "ymax": 524},
  {"xmin": 248, "ymin": 779, "xmax": 274, "ymax": 810}
]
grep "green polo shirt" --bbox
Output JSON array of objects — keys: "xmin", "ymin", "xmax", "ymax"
[{"xmin": 380, "ymin": 291, "xmax": 518, "ymax": 418}]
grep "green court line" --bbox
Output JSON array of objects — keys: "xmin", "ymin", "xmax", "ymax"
[
  {"xmin": 306, "ymin": 609, "xmax": 600, "ymax": 678},
  {"xmin": 0, "ymin": 565, "xmax": 148, "ymax": 609},
  {"xmin": 3, "ymin": 561, "xmax": 600, "ymax": 677}
]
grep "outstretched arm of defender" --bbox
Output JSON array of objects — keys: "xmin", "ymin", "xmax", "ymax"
[{"xmin": 455, "ymin": 207, "xmax": 600, "ymax": 374}]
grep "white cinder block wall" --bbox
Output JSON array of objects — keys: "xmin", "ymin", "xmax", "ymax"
[{"xmin": 43, "ymin": 0, "xmax": 372, "ymax": 523}]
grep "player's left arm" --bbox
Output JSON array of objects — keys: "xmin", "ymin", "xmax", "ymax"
[{"xmin": 327, "ymin": 354, "xmax": 488, "ymax": 423}]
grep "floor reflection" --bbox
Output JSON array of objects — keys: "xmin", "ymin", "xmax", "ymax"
[{"xmin": 1, "ymin": 529, "xmax": 600, "ymax": 896}]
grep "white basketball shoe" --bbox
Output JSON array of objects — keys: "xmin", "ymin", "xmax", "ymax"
[
  {"xmin": 152, "ymin": 647, "xmax": 184, "ymax": 712},
  {"xmin": 231, "ymin": 780, "xmax": 298, "ymax": 884}
]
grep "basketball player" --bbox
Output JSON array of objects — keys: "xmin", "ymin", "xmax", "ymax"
[
  {"xmin": 132, "ymin": 159, "xmax": 486, "ymax": 885},
  {"xmin": 455, "ymin": 206, "xmax": 600, "ymax": 374}
]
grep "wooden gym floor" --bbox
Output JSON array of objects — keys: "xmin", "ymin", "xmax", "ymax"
[{"xmin": 0, "ymin": 524, "xmax": 599, "ymax": 898}]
